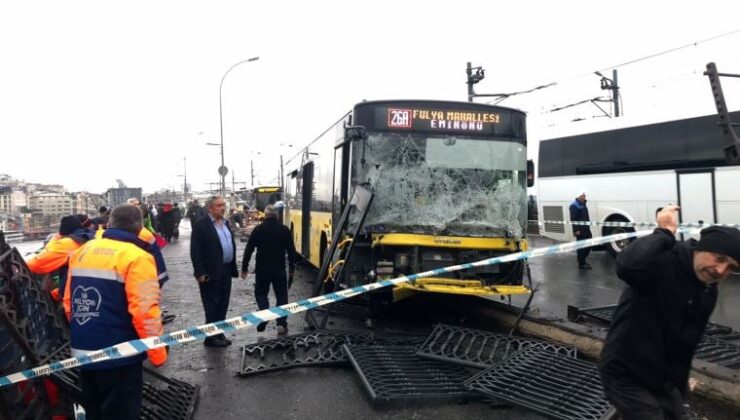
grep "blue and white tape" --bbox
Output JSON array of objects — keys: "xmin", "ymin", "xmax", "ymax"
[
  {"xmin": 0, "ymin": 228, "xmax": 693, "ymax": 387},
  {"xmin": 531, "ymin": 220, "xmax": 740, "ymax": 229}
]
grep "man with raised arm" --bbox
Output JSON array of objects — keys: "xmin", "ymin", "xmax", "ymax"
[{"xmin": 599, "ymin": 205, "xmax": 740, "ymax": 419}]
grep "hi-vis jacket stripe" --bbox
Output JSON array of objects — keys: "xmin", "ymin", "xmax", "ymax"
[{"xmin": 0, "ymin": 227, "xmax": 703, "ymax": 386}]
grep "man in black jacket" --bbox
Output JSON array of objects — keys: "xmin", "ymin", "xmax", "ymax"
[
  {"xmin": 599, "ymin": 205, "xmax": 740, "ymax": 419},
  {"xmin": 569, "ymin": 190, "xmax": 592, "ymax": 269},
  {"xmin": 241, "ymin": 204, "xmax": 299, "ymax": 335},
  {"xmin": 190, "ymin": 196, "xmax": 238, "ymax": 347}
]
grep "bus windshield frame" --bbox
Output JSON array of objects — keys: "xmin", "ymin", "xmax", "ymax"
[{"xmin": 350, "ymin": 131, "xmax": 527, "ymax": 238}]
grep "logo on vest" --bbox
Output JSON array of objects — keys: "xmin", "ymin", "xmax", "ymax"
[{"xmin": 72, "ymin": 286, "xmax": 102, "ymax": 326}]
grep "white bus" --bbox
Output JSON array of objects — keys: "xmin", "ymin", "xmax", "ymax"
[{"xmin": 537, "ymin": 111, "xmax": 740, "ymax": 255}]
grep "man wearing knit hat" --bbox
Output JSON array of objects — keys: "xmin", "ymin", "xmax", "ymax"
[
  {"xmin": 599, "ymin": 205, "xmax": 740, "ymax": 419},
  {"xmin": 27, "ymin": 215, "xmax": 94, "ymax": 301},
  {"xmin": 570, "ymin": 190, "xmax": 592, "ymax": 269}
]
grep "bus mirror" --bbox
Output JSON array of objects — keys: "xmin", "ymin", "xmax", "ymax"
[
  {"xmin": 345, "ymin": 126, "xmax": 368, "ymax": 142},
  {"xmin": 527, "ymin": 159, "xmax": 535, "ymax": 187}
]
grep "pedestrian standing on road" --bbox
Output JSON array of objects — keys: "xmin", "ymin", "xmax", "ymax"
[
  {"xmin": 158, "ymin": 202, "xmax": 177, "ymax": 242},
  {"xmin": 172, "ymin": 202, "xmax": 182, "ymax": 240},
  {"xmin": 63, "ymin": 204, "xmax": 167, "ymax": 420},
  {"xmin": 186, "ymin": 199, "xmax": 206, "ymax": 228},
  {"xmin": 599, "ymin": 206, "xmax": 740, "ymax": 419},
  {"xmin": 570, "ymin": 190, "xmax": 593, "ymax": 269},
  {"xmin": 240, "ymin": 204, "xmax": 299, "ymax": 335},
  {"xmin": 190, "ymin": 196, "xmax": 238, "ymax": 347}
]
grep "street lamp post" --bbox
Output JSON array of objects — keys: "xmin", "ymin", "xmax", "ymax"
[{"xmin": 218, "ymin": 56, "xmax": 260, "ymax": 196}]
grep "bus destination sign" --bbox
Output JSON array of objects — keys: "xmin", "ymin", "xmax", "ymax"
[{"xmin": 386, "ymin": 107, "xmax": 501, "ymax": 133}]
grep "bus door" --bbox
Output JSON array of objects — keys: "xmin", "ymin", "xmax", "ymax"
[
  {"xmin": 301, "ymin": 161, "xmax": 314, "ymax": 257},
  {"xmin": 677, "ymin": 169, "xmax": 716, "ymax": 239}
]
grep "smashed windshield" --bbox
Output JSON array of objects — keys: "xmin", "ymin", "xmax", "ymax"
[{"xmin": 351, "ymin": 132, "xmax": 527, "ymax": 238}]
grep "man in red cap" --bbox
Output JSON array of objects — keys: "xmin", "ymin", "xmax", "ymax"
[{"xmin": 600, "ymin": 205, "xmax": 740, "ymax": 419}]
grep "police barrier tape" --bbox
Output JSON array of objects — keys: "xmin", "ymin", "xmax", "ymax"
[
  {"xmin": 0, "ymin": 227, "xmax": 698, "ymax": 388},
  {"xmin": 530, "ymin": 220, "xmax": 740, "ymax": 229}
]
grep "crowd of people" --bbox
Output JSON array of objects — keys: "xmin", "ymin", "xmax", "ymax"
[{"xmin": 23, "ymin": 195, "xmax": 296, "ymax": 418}]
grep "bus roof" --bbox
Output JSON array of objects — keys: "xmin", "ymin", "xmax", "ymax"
[{"xmin": 539, "ymin": 111, "xmax": 740, "ymax": 177}]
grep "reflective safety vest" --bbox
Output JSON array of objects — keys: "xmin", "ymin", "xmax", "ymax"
[
  {"xmin": 95, "ymin": 227, "xmax": 169, "ymax": 285},
  {"xmin": 27, "ymin": 235, "xmax": 86, "ymax": 301},
  {"xmin": 27, "ymin": 236, "xmax": 81, "ymax": 274},
  {"xmin": 63, "ymin": 234, "xmax": 167, "ymax": 370}
]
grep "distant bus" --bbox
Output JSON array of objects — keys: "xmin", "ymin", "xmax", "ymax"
[
  {"xmin": 284, "ymin": 99, "xmax": 533, "ymax": 299},
  {"xmin": 251, "ymin": 186, "xmax": 283, "ymax": 212},
  {"xmin": 537, "ymin": 111, "xmax": 740, "ymax": 255}
]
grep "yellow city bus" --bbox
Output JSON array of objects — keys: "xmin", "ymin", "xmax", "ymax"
[{"xmin": 284, "ymin": 99, "xmax": 533, "ymax": 300}]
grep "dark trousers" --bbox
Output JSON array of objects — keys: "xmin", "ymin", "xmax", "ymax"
[
  {"xmin": 80, "ymin": 362, "xmax": 143, "ymax": 420},
  {"xmin": 576, "ymin": 231, "xmax": 593, "ymax": 264},
  {"xmin": 601, "ymin": 371, "xmax": 683, "ymax": 420},
  {"xmin": 255, "ymin": 266, "xmax": 289, "ymax": 326},
  {"xmin": 198, "ymin": 264, "xmax": 232, "ymax": 339}
]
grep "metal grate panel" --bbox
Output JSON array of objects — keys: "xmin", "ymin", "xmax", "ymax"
[
  {"xmin": 140, "ymin": 368, "xmax": 200, "ymax": 420},
  {"xmin": 566, "ymin": 304, "xmax": 617, "ymax": 325},
  {"xmin": 0, "ymin": 322, "xmax": 52, "ymax": 420},
  {"xmin": 237, "ymin": 331, "xmax": 374, "ymax": 377},
  {"xmin": 695, "ymin": 336, "xmax": 740, "ymax": 369},
  {"xmin": 343, "ymin": 344, "xmax": 478, "ymax": 403},
  {"xmin": 465, "ymin": 347, "xmax": 612, "ymax": 420},
  {"xmin": 417, "ymin": 324, "xmax": 578, "ymax": 369},
  {"xmin": 43, "ymin": 343, "xmax": 200, "ymax": 420}
]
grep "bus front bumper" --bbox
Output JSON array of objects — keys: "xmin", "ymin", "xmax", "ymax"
[{"xmin": 392, "ymin": 278, "xmax": 530, "ymax": 301}]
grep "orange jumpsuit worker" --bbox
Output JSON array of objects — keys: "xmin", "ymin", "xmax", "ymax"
[
  {"xmin": 63, "ymin": 204, "xmax": 166, "ymax": 420},
  {"xmin": 27, "ymin": 215, "xmax": 93, "ymax": 301}
]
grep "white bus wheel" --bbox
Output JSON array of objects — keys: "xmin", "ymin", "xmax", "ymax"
[{"xmin": 604, "ymin": 225, "xmax": 635, "ymax": 257}]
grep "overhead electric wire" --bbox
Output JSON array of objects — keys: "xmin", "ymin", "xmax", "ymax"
[{"xmin": 505, "ymin": 29, "xmax": 740, "ymax": 112}]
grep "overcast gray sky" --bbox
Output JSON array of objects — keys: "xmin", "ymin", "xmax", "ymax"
[{"xmin": 2, "ymin": 0, "xmax": 740, "ymax": 194}]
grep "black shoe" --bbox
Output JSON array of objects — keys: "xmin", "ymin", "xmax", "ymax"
[
  {"xmin": 223, "ymin": 337, "xmax": 232, "ymax": 345},
  {"xmin": 256, "ymin": 322, "xmax": 267, "ymax": 332},
  {"xmin": 277, "ymin": 325, "xmax": 288, "ymax": 336},
  {"xmin": 578, "ymin": 263, "xmax": 593, "ymax": 270},
  {"xmin": 204, "ymin": 338, "xmax": 229, "ymax": 348}
]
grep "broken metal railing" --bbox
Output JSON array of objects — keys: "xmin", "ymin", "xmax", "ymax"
[
  {"xmin": 237, "ymin": 330, "xmax": 427, "ymax": 377},
  {"xmin": 417, "ymin": 323, "xmax": 578, "ymax": 369},
  {"xmin": 465, "ymin": 347, "xmax": 613, "ymax": 420},
  {"xmin": 343, "ymin": 344, "xmax": 479, "ymax": 403}
]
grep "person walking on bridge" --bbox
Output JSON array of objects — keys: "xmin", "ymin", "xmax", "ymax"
[
  {"xmin": 190, "ymin": 196, "xmax": 238, "ymax": 347},
  {"xmin": 241, "ymin": 204, "xmax": 298, "ymax": 335},
  {"xmin": 570, "ymin": 190, "xmax": 593, "ymax": 269},
  {"xmin": 599, "ymin": 206, "xmax": 740, "ymax": 419}
]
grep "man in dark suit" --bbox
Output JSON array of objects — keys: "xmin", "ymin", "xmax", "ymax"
[{"xmin": 190, "ymin": 196, "xmax": 238, "ymax": 347}]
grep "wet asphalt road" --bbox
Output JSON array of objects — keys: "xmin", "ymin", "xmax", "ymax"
[
  {"xmin": 156, "ymin": 225, "xmax": 545, "ymax": 420},
  {"xmin": 516, "ymin": 235, "xmax": 740, "ymax": 332},
  {"xmin": 153, "ymin": 224, "xmax": 739, "ymax": 419}
]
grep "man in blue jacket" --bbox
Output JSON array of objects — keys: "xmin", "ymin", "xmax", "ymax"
[{"xmin": 569, "ymin": 190, "xmax": 592, "ymax": 269}]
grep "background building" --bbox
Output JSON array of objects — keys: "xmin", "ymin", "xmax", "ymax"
[{"xmin": 104, "ymin": 187, "xmax": 142, "ymax": 208}]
